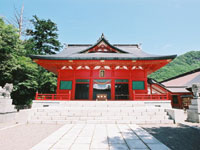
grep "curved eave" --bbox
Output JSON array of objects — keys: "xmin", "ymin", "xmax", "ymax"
[{"xmin": 30, "ymin": 54, "xmax": 177, "ymax": 61}]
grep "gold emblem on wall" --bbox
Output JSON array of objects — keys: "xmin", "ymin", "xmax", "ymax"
[{"xmin": 99, "ymin": 70, "xmax": 105, "ymax": 77}]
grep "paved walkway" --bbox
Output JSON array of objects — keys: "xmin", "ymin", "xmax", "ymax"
[
  {"xmin": 180, "ymin": 121, "xmax": 200, "ymax": 130},
  {"xmin": 0, "ymin": 122, "xmax": 20, "ymax": 130},
  {"xmin": 31, "ymin": 124, "xmax": 170, "ymax": 150},
  {"xmin": 0, "ymin": 123, "xmax": 62, "ymax": 150}
]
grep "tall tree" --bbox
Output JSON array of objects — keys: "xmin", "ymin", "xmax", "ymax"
[
  {"xmin": 0, "ymin": 18, "xmax": 22, "ymax": 85},
  {"xmin": 4, "ymin": 4, "xmax": 26, "ymax": 39},
  {"xmin": 13, "ymin": 4, "xmax": 24, "ymax": 38},
  {"xmin": 26, "ymin": 15, "xmax": 62, "ymax": 55},
  {"xmin": 25, "ymin": 15, "xmax": 60, "ymax": 94},
  {"xmin": 0, "ymin": 18, "xmax": 38, "ymax": 105}
]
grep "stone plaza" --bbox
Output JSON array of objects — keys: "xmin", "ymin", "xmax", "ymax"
[{"xmin": 31, "ymin": 124, "xmax": 170, "ymax": 150}]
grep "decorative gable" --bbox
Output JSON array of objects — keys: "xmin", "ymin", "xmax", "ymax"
[
  {"xmin": 80, "ymin": 34, "xmax": 128, "ymax": 54},
  {"xmin": 86, "ymin": 41, "xmax": 120, "ymax": 53}
]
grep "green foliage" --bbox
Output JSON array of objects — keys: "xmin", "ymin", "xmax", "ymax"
[
  {"xmin": 37, "ymin": 68, "xmax": 57, "ymax": 94},
  {"xmin": 149, "ymin": 51, "xmax": 200, "ymax": 82},
  {"xmin": 25, "ymin": 15, "xmax": 58, "ymax": 94},
  {"xmin": 0, "ymin": 18, "xmax": 22, "ymax": 86},
  {"xmin": 11, "ymin": 56, "xmax": 38, "ymax": 105},
  {"xmin": 0, "ymin": 18, "xmax": 39, "ymax": 105},
  {"xmin": 0, "ymin": 17, "xmax": 58, "ymax": 106},
  {"xmin": 26, "ymin": 15, "xmax": 62, "ymax": 55},
  {"xmin": 0, "ymin": 19, "xmax": 21, "ymax": 56}
]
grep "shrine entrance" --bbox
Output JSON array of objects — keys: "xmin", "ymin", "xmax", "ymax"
[
  {"xmin": 74, "ymin": 79, "xmax": 130, "ymax": 100},
  {"xmin": 115, "ymin": 79, "xmax": 129, "ymax": 100},
  {"xmin": 93, "ymin": 79, "xmax": 111, "ymax": 100},
  {"xmin": 75, "ymin": 79, "xmax": 89, "ymax": 100}
]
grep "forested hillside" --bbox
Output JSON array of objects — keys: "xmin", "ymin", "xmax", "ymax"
[{"xmin": 149, "ymin": 51, "xmax": 200, "ymax": 82}]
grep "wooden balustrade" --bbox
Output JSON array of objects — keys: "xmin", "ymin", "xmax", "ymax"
[
  {"xmin": 133, "ymin": 92, "xmax": 168, "ymax": 101},
  {"xmin": 35, "ymin": 91, "xmax": 168, "ymax": 101},
  {"xmin": 35, "ymin": 92, "xmax": 71, "ymax": 100}
]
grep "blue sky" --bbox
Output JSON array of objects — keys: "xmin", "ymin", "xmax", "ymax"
[{"xmin": 0, "ymin": 0, "xmax": 200, "ymax": 55}]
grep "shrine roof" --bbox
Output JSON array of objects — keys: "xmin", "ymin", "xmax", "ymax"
[
  {"xmin": 165, "ymin": 87, "xmax": 191, "ymax": 93},
  {"xmin": 161, "ymin": 68, "xmax": 200, "ymax": 88},
  {"xmin": 30, "ymin": 34, "xmax": 176, "ymax": 61},
  {"xmin": 148, "ymin": 78, "xmax": 191, "ymax": 93}
]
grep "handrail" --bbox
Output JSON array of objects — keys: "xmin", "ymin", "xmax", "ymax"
[
  {"xmin": 35, "ymin": 92, "xmax": 168, "ymax": 101},
  {"xmin": 35, "ymin": 91, "xmax": 71, "ymax": 101},
  {"xmin": 133, "ymin": 92, "xmax": 168, "ymax": 101}
]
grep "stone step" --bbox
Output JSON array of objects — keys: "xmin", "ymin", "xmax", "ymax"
[
  {"xmin": 33, "ymin": 109, "xmax": 167, "ymax": 115},
  {"xmin": 31, "ymin": 115, "xmax": 170, "ymax": 121},
  {"xmin": 29, "ymin": 105, "xmax": 173, "ymax": 125},
  {"xmin": 35, "ymin": 107, "xmax": 166, "ymax": 112},
  {"xmin": 32, "ymin": 101, "xmax": 148, "ymax": 108},
  {"xmin": 32, "ymin": 100, "xmax": 172, "ymax": 109},
  {"xmin": 28, "ymin": 119, "xmax": 174, "ymax": 124},
  {"xmin": 32, "ymin": 111, "xmax": 168, "ymax": 117}
]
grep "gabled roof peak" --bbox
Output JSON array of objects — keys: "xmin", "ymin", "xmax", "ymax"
[
  {"xmin": 97, "ymin": 33, "xmax": 108, "ymax": 43},
  {"xmin": 78, "ymin": 34, "xmax": 129, "ymax": 54}
]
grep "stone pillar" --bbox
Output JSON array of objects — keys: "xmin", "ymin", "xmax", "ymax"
[
  {"xmin": 187, "ymin": 84, "xmax": 200, "ymax": 123},
  {"xmin": 0, "ymin": 83, "xmax": 17, "ymax": 123},
  {"xmin": 0, "ymin": 98, "xmax": 16, "ymax": 113}
]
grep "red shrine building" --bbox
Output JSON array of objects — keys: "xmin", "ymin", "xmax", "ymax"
[{"xmin": 30, "ymin": 35, "xmax": 177, "ymax": 101}]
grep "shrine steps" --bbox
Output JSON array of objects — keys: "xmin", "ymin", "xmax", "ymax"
[{"xmin": 28, "ymin": 101, "xmax": 174, "ymax": 124}]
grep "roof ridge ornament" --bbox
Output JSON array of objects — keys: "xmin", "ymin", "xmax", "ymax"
[
  {"xmin": 97, "ymin": 33, "xmax": 107, "ymax": 42},
  {"xmin": 138, "ymin": 43, "xmax": 142, "ymax": 49},
  {"xmin": 101, "ymin": 33, "xmax": 104, "ymax": 39}
]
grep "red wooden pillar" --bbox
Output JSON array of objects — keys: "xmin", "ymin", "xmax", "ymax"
[
  {"xmin": 69, "ymin": 91, "xmax": 71, "ymax": 100},
  {"xmin": 178, "ymin": 94, "xmax": 182, "ymax": 108},
  {"xmin": 144, "ymin": 69, "xmax": 148, "ymax": 94},
  {"xmin": 129, "ymin": 66, "xmax": 133, "ymax": 100},
  {"xmin": 133, "ymin": 90, "xmax": 135, "ymax": 100},
  {"xmin": 35, "ymin": 91, "xmax": 38, "ymax": 100},
  {"xmin": 89, "ymin": 66, "xmax": 94, "ymax": 100},
  {"xmin": 56, "ymin": 69, "xmax": 61, "ymax": 94},
  {"xmin": 166, "ymin": 92, "xmax": 169, "ymax": 100},
  {"xmin": 72, "ymin": 66, "xmax": 76, "ymax": 100},
  {"xmin": 111, "ymin": 66, "xmax": 115, "ymax": 100}
]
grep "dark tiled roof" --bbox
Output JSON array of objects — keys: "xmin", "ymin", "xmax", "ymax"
[{"xmin": 30, "ymin": 35, "xmax": 177, "ymax": 60}]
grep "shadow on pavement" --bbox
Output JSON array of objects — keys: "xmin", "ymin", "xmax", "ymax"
[
  {"xmin": 142, "ymin": 124, "xmax": 200, "ymax": 150},
  {"xmin": 106, "ymin": 128, "xmax": 150, "ymax": 150}
]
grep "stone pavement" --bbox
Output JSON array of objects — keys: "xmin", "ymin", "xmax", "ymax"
[
  {"xmin": 0, "ymin": 122, "xmax": 21, "ymax": 130},
  {"xmin": 180, "ymin": 121, "xmax": 200, "ymax": 130},
  {"xmin": 142, "ymin": 123, "xmax": 200, "ymax": 150},
  {"xmin": 0, "ymin": 123, "xmax": 62, "ymax": 150},
  {"xmin": 30, "ymin": 124, "xmax": 170, "ymax": 150}
]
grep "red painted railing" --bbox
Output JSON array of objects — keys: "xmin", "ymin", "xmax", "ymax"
[
  {"xmin": 35, "ymin": 92, "xmax": 168, "ymax": 101},
  {"xmin": 35, "ymin": 92, "xmax": 71, "ymax": 100},
  {"xmin": 133, "ymin": 92, "xmax": 168, "ymax": 100}
]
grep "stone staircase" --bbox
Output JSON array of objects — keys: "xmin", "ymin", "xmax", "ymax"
[{"xmin": 28, "ymin": 101, "xmax": 174, "ymax": 124}]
